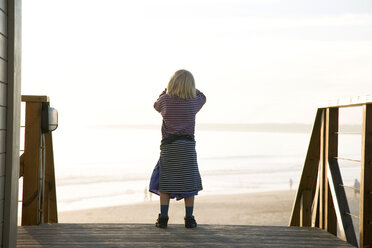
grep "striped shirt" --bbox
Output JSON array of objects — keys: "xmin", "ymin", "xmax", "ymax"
[{"xmin": 154, "ymin": 89, "xmax": 206, "ymax": 139}]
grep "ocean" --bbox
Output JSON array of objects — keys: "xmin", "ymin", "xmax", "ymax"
[{"xmin": 20, "ymin": 125, "xmax": 362, "ymax": 212}]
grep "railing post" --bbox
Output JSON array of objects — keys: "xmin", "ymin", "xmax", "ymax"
[
  {"xmin": 325, "ymin": 108, "xmax": 338, "ymax": 235},
  {"xmin": 300, "ymin": 190, "xmax": 312, "ymax": 226},
  {"xmin": 289, "ymin": 109, "xmax": 323, "ymax": 226},
  {"xmin": 21, "ymin": 95, "xmax": 58, "ymax": 225},
  {"xmin": 319, "ymin": 108, "xmax": 326, "ymax": 229},
  {"xmin": 360, "ymin": 103, "xmax": 372, "ymax": 248},
  {"xmin": 311, "ymin": 173, "xmax": 320, "ymax": 228},
  {"xmin": 22, "ymin": 100, "xmax": 42, "ymax": 225},
  {"xmin": 43, "ymin": 131, "xmax": 58, "ymax": 223}
]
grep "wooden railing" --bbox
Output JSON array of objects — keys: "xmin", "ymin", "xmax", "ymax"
[
  {"xmin": 290, "ymin": 96, "xmax": 372, "ymax": 248},
  {"xmin": 19, "ymin": 95, "xmax": 58, "ymax": 225}
]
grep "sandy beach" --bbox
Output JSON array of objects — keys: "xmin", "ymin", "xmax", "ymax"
[{"xmin": 59, "ymin": 190, "xmax": 297, "ymax": 226}]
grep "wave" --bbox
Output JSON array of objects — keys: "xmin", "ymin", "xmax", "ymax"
[
  {"xmin": 60, "ymin": 189, "xmax": 137, "ymax": 203},
  {"xmin": 200, "ymin": 154, "xmax": 302, "ymax": 160},
  {"xmin": 57, "ymin": 175, "xmax": 150, "ymax": 186}
]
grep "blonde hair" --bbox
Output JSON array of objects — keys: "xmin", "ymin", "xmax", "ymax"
[{"xmin": 167, "ymin": 70, "xmax": 196, "ymax": 99}]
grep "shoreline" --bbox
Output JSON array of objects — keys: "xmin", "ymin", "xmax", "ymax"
[
  {"xmin": 59, "ymin": 190, "xmax": 297, "ymax": 226},
  {"xmin": 56, "ymin": 187, "xmax": 297, "ymax": 212}
]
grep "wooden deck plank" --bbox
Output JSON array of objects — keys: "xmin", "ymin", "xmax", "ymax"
[{"xmin": 17, "ymin": 224, "xmax": 354, "ymax": 248}]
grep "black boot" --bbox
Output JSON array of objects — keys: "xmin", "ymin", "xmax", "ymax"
[
  {"xmin": 184, "ymin": 215, "xmax": 197, "ymax": 228},
  {"xmin": 155, "ymin": 214, "xmax": 169, "ymax": 228}
]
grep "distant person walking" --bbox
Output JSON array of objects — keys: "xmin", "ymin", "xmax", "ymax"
[
  {"xmin": 149, "ymin": 69, "xmax": 206, "ymax": 229},
  {"xmin": 289, "ymin": 178, "xmax": 293, "ymax": 191},
  {"xmin": 144, "ymin": 187, "xmax": 149, "ymax": 201},
  {"xmin": 354, "ymin": 178, "xmax": 360, "ymax": 197}
]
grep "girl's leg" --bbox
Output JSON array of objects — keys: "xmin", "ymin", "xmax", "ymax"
[
  {"xmin": 184, "ymin": 196, "xmax": 197, "ymax": 228},
  {"xmin": 156, "ymin": 192, "xmax": 170, "ymax": 228},
  {"xmin": 184, "ymin": 196, "xmax": 194, "ymax": 207},
  {"xmin": 160, "ymin": 192, "xmax": 170, "ymax": 217},
  {"xmin": 184, "ymin": 196, "xmax": 194, "ymax": 216}
]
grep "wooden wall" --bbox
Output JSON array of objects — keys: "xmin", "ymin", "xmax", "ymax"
[
  {"xmin": 0, "ymin": 0, "xmax": 8, "ymax": 245},
  {"xmin": 2, "ymin": 0, "xmax": 21, "ymax": 247}
]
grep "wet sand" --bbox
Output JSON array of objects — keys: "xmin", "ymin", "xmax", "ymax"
[{"xmin": 59, "ymin": 190, "xmax": 297, "ymax": 226}]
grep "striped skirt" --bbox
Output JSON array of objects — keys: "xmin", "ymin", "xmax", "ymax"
[{"xmin": 149, "ymin": 139, "xmax": 203, "ymax": 199}]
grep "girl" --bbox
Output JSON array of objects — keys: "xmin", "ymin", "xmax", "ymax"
[{"xmin": 149, "ymin": 69, "xmax": 206, "ymax": 229}]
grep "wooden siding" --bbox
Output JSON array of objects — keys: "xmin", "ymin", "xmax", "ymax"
[
  {"xmin": 0, "ymin": 129, "xmax": 4, "ymax": 232},
  {"xmin": 0, "ymin": 106, "xmax": 5, "ymax": 129},
  {"xmin": 0, "ymin": 130, "xmax": 5, "ymax": 153},
  {"xmin": 0, "ymin": 29, "xmax": 6, "ymax": 233},
  {"xmin": 0, "ymin": 175, "xmax": 3, "ymax": 198},
  {"xmin": 0, "ymin": 153, "xmax": 5, "ymax": 176},
  {"xmin": 0, "ymin": 9, "xmax": 6, "ymax": 37},
  {"xmin": 0, "ymin": 0, "xmax": 6, "ymax": 246},
  {"xmin": 0, "ymin": 200, "xmax": 3, "ymax": 222},
  {"xmin": 0, "ymin": 129, "xmax": 3, "ymax": 245},
  {"xmin": 0, "ymin": 122, "xmax": 3, "ymax": 247},
  {"xmin": 0, "ymin": 60, "xmax": 7, "ymax": 83},
  {"xmin": 3, "ymin": 0, "xmax": 21, "ymax": 246},
  {"xmin": 0, "ymin": 0, "xmax": 6, "ymax": 14},
  {"xmin": 0, "ymin": 83, "xmax": 6, "ymax": 106},
  {"xmin": 0, "ymin": 105, "xmax": 4, "ymax": 217},
  {"xmin": 0, "ymin": 36, "xmax": 6, "ymax": 60}
]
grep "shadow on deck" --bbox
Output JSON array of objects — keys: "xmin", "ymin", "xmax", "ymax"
[{"xmin": 17, "ymin": 224, "xmax": 354, "ymax": 248}]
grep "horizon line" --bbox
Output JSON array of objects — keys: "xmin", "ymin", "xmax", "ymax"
[{"xmin": 91, "ymin": 123, "xmax": 361, "ymax": 133}]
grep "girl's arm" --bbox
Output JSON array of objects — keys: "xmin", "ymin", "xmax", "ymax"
[
  {"xmin": 154, "ymin": 89, "xmax": 167, "ymax": 113},
  {"xmin": 196, "ymin": 89, "xmax": 206, "ymax": 112},
  {"xmin": 159, "ymin": 88, "xmax": 167, "ymax": 97}
]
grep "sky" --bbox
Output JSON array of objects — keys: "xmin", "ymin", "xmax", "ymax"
[{"xmin": 21, "ymin": 0, "xmax": 372, "ymax": 126}]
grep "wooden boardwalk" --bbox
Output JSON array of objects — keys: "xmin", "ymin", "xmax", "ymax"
[{"xmin": 17, "ymin": 224, "xmax": 354, "ymax": 247}]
